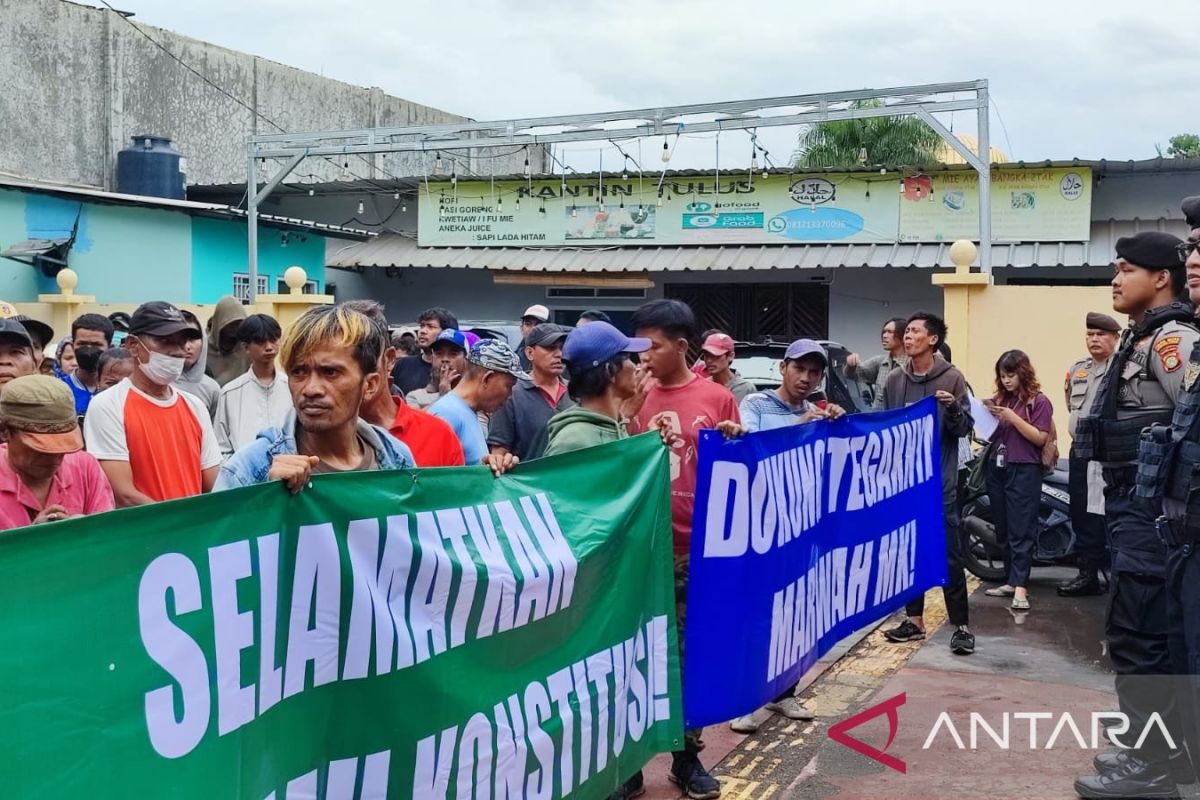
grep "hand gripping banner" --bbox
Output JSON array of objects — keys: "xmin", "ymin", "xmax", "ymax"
[{"xmin": 0, "ymin": 433, "xmax": 680, "ymax": 799}]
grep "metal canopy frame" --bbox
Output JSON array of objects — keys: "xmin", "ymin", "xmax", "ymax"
[{"xmin": 246, "ymin": 79, "xmax": 991, "ymax": 301}]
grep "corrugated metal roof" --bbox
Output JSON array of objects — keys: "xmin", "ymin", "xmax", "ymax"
[
  {"xmin": 0, "ymin": 177, "xmax": 374, "ymax": 240},
  {"xmin": 327, "ymin": 217, "xmax": 1191, "ymax": 272}
]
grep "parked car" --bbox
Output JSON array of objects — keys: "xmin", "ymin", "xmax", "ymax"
[{"xmin": 731, "ymin": 340, "xmax": 872, "ymax": 413}]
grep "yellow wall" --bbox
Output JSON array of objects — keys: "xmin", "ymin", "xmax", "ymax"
[{"xmin": 954, "ymin": 284, "xmax": 1123, "ymax": 448}]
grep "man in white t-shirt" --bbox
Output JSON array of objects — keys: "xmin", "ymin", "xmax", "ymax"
[{"xmin": 84, "ymin": 301, "xmax": 222, "ymax": 506}]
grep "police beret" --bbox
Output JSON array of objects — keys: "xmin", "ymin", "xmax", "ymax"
[
  {"xmin": 1183, "ymin": 196, "xmax": 1200, "ymax": 228},
  {"xmin": 1085, "ymin": 312, "xmax": 1120, "ymax": 333},
  {"xmin": 1114, "ymin": 231, "xmax": 1184, "ymax": 270}
]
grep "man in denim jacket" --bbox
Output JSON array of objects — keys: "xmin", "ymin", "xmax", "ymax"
[{"xmin": 215, "ymin": 305, "xmax": 413, "ymax": 492}]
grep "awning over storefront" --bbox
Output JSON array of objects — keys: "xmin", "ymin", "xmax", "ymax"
[{"xmin": 327, "ymin": 218, "xmax": 1186, "ymax": 273}]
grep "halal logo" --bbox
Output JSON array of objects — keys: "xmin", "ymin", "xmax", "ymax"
[
  {"xmin": 827, "ymin": 692, "xmax": 907, "ymax": 774},
  {"xmin": 790, "ymin": 177, "xmax": 837, "ymax": 206},
  {"xmin": 1060, "ymin": 172, "xmax": 1084, "ymax": 201}
]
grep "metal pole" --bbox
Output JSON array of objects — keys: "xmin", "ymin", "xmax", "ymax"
[
  {"xmin": 247, "ymin": 151, "xmax": 259, "ymax": 303},
  {"xmin": 976, "ymin": 83, "xmax": 992, "ymax": 274}
]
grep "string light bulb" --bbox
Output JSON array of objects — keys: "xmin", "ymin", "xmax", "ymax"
[
  {"xmin": 762, "ymin": 168, "xmax": 769, "ymax": 179},
  {"xmin": 340, "ymin": 161, "xmax": 349, "ymax": 180},
  {"xmin": 515, "ymin": 196, "xmax": 520, "ymax": 211},
  {"xmin": 751, "ymin": 151, "xmax": 759, "ymax": 172},
  {"xmin": 571, "ymin": 204, "xmax": 578, "ymax": 218},
  {"xmin": 661, "ymin": 139, "xmax": 671, "ymax": 163},
  {"xmin": 524, "ymin": 156, "xmax": 531, "ymax": 177},
  {"xmin": 657, "ymin": 193, "xmax": 664, "ymax": 208},
  {"xmin": 357, "ymin": 200, "xmax": 365, "ymax": 215},
  {"xmin": 434, "ymin": 152, "xmax": 443, "ymax": 173},
  {"xmin": 393, "ymin": 192, "xmax": 400, "ymax": 200},
  {"xmin": 451, "ymin": 171, "xmax": 457, "ymax": 186},
  {"xmin": 401, "ymin": 200, "xmax": 408, "ymax": 212},
  {"xmin": 308, "ymin": 188, "xmax": 314, "ymax": 197},
  {"xmin": 497, "ymin": 196, "xmax": 504, "ymax": 212}
]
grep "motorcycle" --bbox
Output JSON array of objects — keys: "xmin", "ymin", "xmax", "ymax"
[{"xmin": 959, "ymin": 441, "xmax": 1078, "ymax": 582}]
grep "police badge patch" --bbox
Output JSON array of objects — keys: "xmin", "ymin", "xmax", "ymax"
[
  {"xmin": 1155, "ymin": 336, "xmax": 1183, "ymax": 372},
  {"xmin": 1186, "ymin": 361, "xmax": 1200, "ymax": 391}
]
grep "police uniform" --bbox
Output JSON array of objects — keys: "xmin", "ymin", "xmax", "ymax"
[
  {"xmin": 1060, "ymin": 313, "xmax": 1120, "ymax": 596},
  {"xmin": 1135, "ymin": 197, "xmax": 1200, "ymax": 793},
  {"xmin": 1074, "ymin": 231, "xmax": 1196, "ymax": 799}
]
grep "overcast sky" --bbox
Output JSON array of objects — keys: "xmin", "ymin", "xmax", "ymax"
[{"xmin": 125, "ymin": 0, "xmax": 1196, "ymax": 171}]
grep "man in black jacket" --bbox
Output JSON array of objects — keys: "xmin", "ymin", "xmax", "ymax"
[{"xmin": 880, "ymin": 311, "xmax": 976, "ymax": 656}]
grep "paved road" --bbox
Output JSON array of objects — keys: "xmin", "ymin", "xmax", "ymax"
[{"xmin": 640, "ymin": 567, "xmax": 1121, "ymax": 800}]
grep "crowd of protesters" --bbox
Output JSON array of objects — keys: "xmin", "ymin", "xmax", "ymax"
[{"xmin": 0, "ymin": 249, "xmax": 1186, "ymax": 799}]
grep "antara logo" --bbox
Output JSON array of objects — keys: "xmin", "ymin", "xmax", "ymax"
[{"xmin": 827, "ymin": 692, "xmax": 907, "ymax": 774}]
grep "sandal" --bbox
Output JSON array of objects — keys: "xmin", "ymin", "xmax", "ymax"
[
  {"xmin": 985, "ymin": 585, "xmax": 1015, "ymax": 597},
  {"xmin": 1011, "ymin": 596, "xmax": 1030, "ymax": 611}
]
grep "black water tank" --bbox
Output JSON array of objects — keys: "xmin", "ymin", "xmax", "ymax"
[{"xmin": 116, "ymin": 135, "xmax": 186, "ymax": 199}]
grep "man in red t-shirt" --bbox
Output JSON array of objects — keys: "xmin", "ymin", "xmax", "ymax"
[
  {"xmin": 624, "ymin": 299, "xmax": 740, "ymax": 800},
  {"xmin": 347, "ymin": 300, "xmax": 465, "ymax": 468}
]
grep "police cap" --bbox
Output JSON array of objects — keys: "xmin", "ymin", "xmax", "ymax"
[
  {"xmin": 1114, "ymin": 231, "xmax": 1184, "ymax": 270},
  {"xmin": 1085, "ymin": 312, "xmax": 1120, "ymax": 333},
  {"xmin": 1183, "ymin": 196, "xmax": 1200, "ymax": 229}
]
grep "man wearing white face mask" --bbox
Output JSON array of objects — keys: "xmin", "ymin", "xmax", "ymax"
[{"xmin": 84, "ymin": 301, "xmax": 221, "ymax": 507}]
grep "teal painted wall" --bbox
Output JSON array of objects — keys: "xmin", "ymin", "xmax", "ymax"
[
  {"xmin": 0, "ymin": 189, "xmax": 45, "ymax": 300},
  {"xmin": 0, "ymin": 187, "xmax": 326, "ymax": 305},
  {"xmin": 190, "ymin": 217, "xmax": 325, "ymax": 304}
]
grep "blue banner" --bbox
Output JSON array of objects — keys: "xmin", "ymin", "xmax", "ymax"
[{"xmin": 683, "ymin": 397, "xmax": 948, "ymax": 728}]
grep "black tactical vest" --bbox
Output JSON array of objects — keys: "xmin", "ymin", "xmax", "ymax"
[
  {"xmin": 1137, "ymin": 340, "xmax": 1200, "ymax": 517},
  {"xmin": 1075, "ymin": 303, "xmax": 1196, "ymax": 463}
]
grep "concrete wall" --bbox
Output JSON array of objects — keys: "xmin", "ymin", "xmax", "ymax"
[
  {"xmin": 942, "ymin": 281, "xmax": 1122, "ymax": 448},
  {"xmin": 0, "ymin": 0, "xmax": 541, "ymax": 189},
  {"xmin": 0, "ymin": 187, "xmax": 325, "ymax": 304}
]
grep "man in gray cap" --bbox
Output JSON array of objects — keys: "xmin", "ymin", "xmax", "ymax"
[
  {"xmin": 487, "ymin": 323, "xmax": 573, "ymax": 462},
  {"xmin": 1073, "ymin": 230, "xmax": 1197, "ymax": 799},
  {"xmin": 430, "ymin": 339, "xmax": 527, "ymax": 474},
  {"xmin": 1059, "ymin": 311, "xmax": 1121, "ymax": 597}
]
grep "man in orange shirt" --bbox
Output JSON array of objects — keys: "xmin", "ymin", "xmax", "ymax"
[
  {"xmin": 85, "ymin": 301, "xmax": 221, "ymax": 506},
  {"xmin": 345, "ymin": 300, "xmax": 465, "ymax": 467}
]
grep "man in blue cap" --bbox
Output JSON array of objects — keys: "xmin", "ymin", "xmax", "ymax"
[
  {"xmin": 544, "ymin": 321, "xmax": 651, "ymax": 456},
  {"xmin": 739, "ymin": 339, "xmax": 846, "ymax": 433},
  {"xmin": 429, "ymin": 339, "xmax": 526, "ymax": 475}
]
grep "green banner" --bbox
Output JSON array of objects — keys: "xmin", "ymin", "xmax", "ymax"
[
  {"xmin": 418, "ymin": 168, "xmax": 1093, "ymax": 248},
  {"xmin": 0, "ymin": 433, "xmax": 681, "ymax": 799}
]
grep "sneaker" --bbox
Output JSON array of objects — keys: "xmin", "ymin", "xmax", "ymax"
[
  {"xmin": 669, "ymin": 754, "xmax": 722, "ymax": 799},
  {"xmin": 950, "ymin": 627, "xmax": 976, "ymax": 655},
  {"xmin": 729, "ymin": 711, "xmax": 764, "ymax": 734},
  {"xmin": 765, "ymin": 696, "xmax": 815, "ymax": 720},
  {"xmin": 607, "ymin": 772, "xmax": 645, "ymax": 800},
  {"xmin": 883, "ymin": 619, "xmax": 925, "ymax": 643}
]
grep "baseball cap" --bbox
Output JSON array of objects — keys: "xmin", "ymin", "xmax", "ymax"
[
  {"xmin": 0, "ymin": 319, "xmax": 34, "ymax": 350},
  {"xmin": 563, "ymin": 321, "xmax": 651, "ymax": 368},
  {"xmin": 431, "ymin": 328, "xmax": 468, "ymax": 352},
  {"xmin": 130, "ymin": 301, "xmax": 202, "ymax": 339},
  {"xmin": 784, "ymin": 338, "xmax": 828, "ymax": 366},
  {"xmin": 0, "ymin": 375, "xmax": 83, "ymax": 454},
  {"xmin": 468, "ymin": 339, "xmax": 531, "ymax": 380},
  {"xmin": 522, "ymin": 304, "xmax": 551, "ymax": 323},
  {"xmin": 0, "ymin": 308, "xmax": 53, "ymax": 349},
  {"xmin": 701, "ymin": 333, "xmax": 736, "ymax": 356},
  {"xmin": 526, "ymin": 323, "xmax": 569, "ymax": 348}
]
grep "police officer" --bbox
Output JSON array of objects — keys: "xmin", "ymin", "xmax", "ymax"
[
  {"xmin": 1073, "ymin": 231, "xmax": 1197, "ymax": 799},
  {"xmin": 1059, "ymin": 312, "xmax": 1121, "ymax": 597},
  {"xmin": 1136, "ymin": 196, "xmax": 1200, "ymax": 796}
]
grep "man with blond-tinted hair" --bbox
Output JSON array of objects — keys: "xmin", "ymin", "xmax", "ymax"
[{"xmin": 215, "ymin": 304, "xmax": 414, "ymax": 492}]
